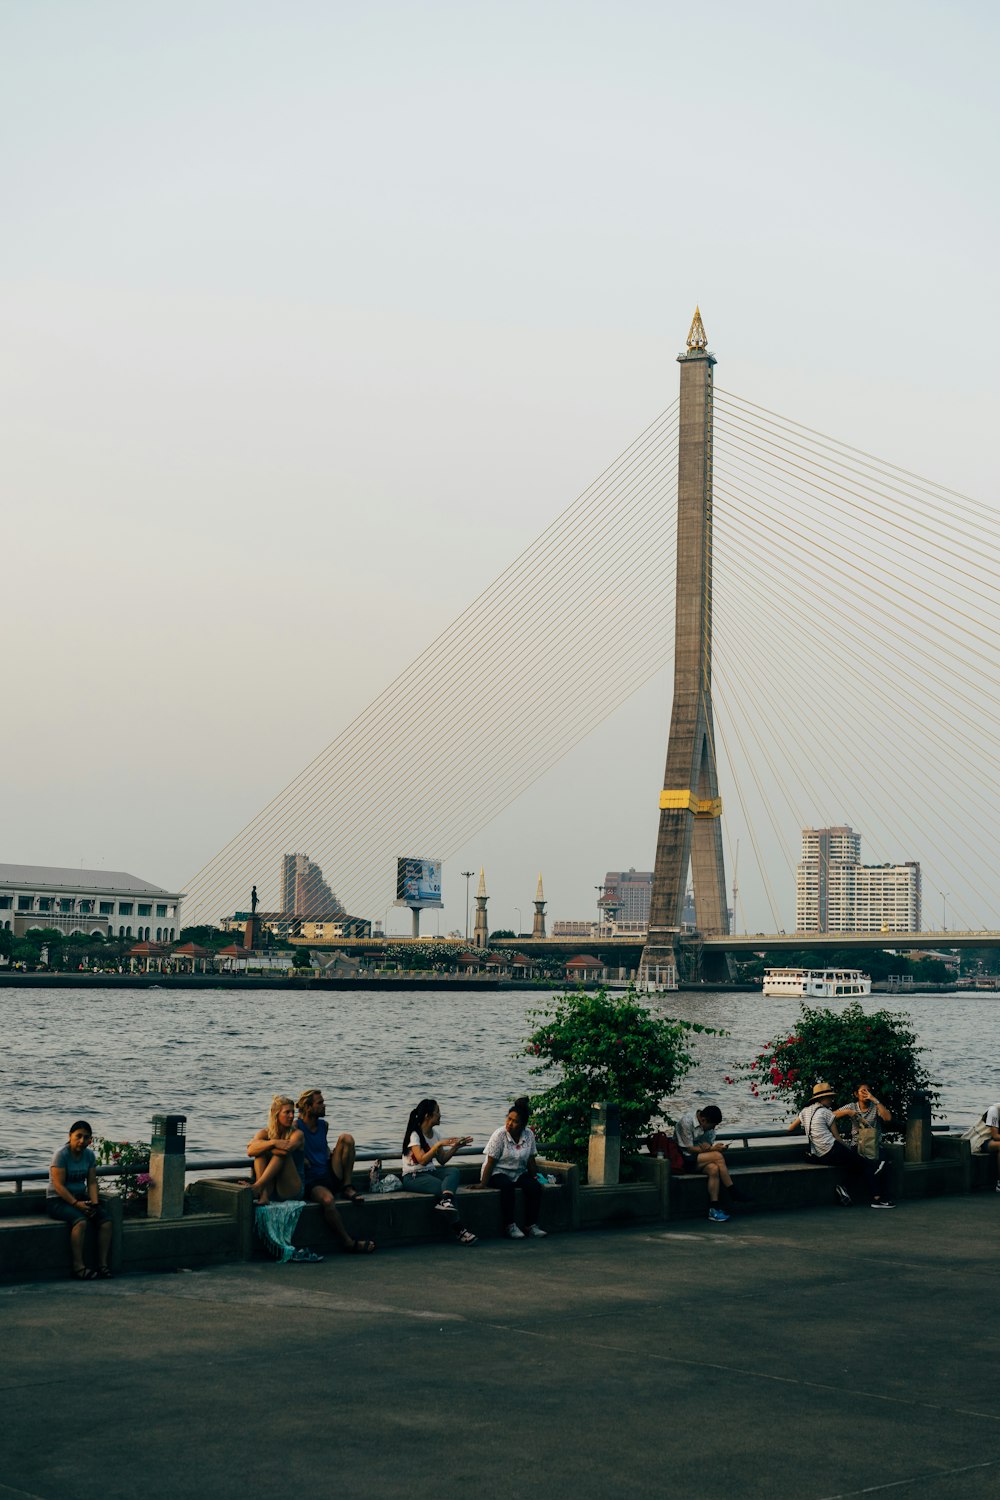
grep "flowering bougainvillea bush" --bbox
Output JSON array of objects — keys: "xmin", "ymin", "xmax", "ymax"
[
  {"xmin": 728, "ymin": 1001, "xmax": 938, "ymax": 1134},
  {"xmin": 93, "ymin": 1136, "xmax": 151, "ymax": 1204},
  {"xmin": 524, "ymin": 986, "xmax": 719, "ymax": 1167}
]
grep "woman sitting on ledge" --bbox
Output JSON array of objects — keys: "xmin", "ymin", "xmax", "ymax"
[
  {"xmin": 834, "ymin": 1082, "xmax": 892, "ymax": 1173},
  {"xmin": 247, "ymin": 1095, "xmax": 305, "ymax": 1205},
  {"xmin": 479, "ymin": 1097, "xmax": 546, "ymax": 1239},
  {"xmin": 47, "ymin": 1119, "xmax": 112, "ymax": 1280},
  {"xmin": 402, "ymin": 1099, "xmax": 478, "ymax": 1245}
]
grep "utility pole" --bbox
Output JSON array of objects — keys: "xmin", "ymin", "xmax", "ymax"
[
  {"xmin": 732, "ymin": 839, "xmax": 740, "ymax": 936},
  {"xmin": 461, "ymin": 870, "xmax": 473, "ymax": 941}
]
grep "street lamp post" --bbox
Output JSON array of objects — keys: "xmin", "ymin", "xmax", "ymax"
[
  {"xmin": 514, "ymin": 907, "xmax": 522, "ymax": 937},
  {"xmin": 941, "ymin": 891, "xmax": 949, "ymax": 932},
  {"xmin": 461, "ymin": 871, "xmax": 473, "ymax": 942}
]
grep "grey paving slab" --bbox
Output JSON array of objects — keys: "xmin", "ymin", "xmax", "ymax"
[{"xmin": 1, "ymin": 1197, "xmax": 999, "ymax": 1500}]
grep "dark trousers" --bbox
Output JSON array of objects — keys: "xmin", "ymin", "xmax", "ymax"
[
  {"xmin": 825, "ymin": 1139, "xmax": 881, "ymax": 1199},
  {"xmin": 493, "ymin": 1171, "xmax": 541, "ymax": 1226}
]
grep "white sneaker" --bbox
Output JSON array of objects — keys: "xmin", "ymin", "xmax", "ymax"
[
  {"xmin": 506, "ymin": 1224, "xmax": 525, "ymax": 1239},
  {"xmin": 525, "ymin": 1224, "xmax": 547, "ymax": 1237}
]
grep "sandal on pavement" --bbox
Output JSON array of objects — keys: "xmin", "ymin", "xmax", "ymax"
[
  {"xmin": 346, "ymin": 1238, "xmax": 376, "ymax": 1254},
  {"xmin": 456, "ymin": 1229, "xmax": 478, "ymax": 1245},
  {"xmin": 96, "ymin": 1266, "xmax": 113, "ymax": 1279},
  {"xmin": 72, "ymin": 1267, "xmax": 97, "ymax": 1280}
]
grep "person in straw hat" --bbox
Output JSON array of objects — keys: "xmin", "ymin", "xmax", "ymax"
[{"xmin": 788, "ymin": 1081, "xmax": 895, "ymax": 1209}]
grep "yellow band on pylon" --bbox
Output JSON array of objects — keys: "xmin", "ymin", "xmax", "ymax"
[
  {"xmin": 659, "ymin": 790, "xmax": 722, "ymax": 818},
  {"xmin": 660, "ymin": 790, "xmax": 698, "ymax": 811}
]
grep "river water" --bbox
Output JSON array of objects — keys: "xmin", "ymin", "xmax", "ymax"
[{"xmin": 4, "ymin": 986, "xmax": 997, "ymax": 1166}]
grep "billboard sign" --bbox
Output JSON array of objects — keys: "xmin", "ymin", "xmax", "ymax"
[{"xmin": 395, "ymin": 857, "xmax": 443, "ymax": 909}]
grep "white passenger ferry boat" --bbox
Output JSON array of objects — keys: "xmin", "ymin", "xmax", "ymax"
[{"xmin": 762, "ymin": 967, "xmax": 871, "ymax": 998}]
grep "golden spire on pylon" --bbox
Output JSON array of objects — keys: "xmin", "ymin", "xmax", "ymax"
[{"xmin": 686, "ymin": 306, "xmax": 708, "ymax": 352}]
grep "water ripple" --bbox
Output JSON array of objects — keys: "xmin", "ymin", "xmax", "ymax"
[{"xmin": 1, "ymin": 986, "xmax": 995, "ymax": 1161}]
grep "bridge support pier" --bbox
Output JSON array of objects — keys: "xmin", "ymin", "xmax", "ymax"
[{"xmin": 641, "ymin": 310, "xmax": 732, "ymax": 986}]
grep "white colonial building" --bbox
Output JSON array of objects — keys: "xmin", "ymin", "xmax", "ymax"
[{"xmin": 0, "ymin": 864, "xmax": 183, "ymax": 941}]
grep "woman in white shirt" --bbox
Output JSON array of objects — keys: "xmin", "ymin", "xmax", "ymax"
[
  {"xmin": 401, "ymin": 1099, "xmax": 478, "ymax": 1245},
  {"xmin": 480, "ymin": 1097, "xmax": 546, "ymax": 1239}
]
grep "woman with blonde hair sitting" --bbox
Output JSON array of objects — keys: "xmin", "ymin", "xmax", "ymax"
[{"xmin": 246, "ymin": 1095, "xmax": 305, "ymax": 1205}]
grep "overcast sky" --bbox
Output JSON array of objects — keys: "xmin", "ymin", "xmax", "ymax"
[{"xmin": 3, "ymin": 2, "xmax": 998, "ymax": 934}]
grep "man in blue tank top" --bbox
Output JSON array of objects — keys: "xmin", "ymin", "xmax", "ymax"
[{"xmin": 295, "ymin": 1088, "xmax": 375, "ymax": 1254}]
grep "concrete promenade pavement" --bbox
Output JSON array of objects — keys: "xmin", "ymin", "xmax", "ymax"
[{"xmin": 2, "ymin": 1195, "xmax": 998, "ymax": 1500}]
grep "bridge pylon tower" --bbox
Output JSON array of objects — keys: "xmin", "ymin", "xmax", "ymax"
[{"xmin": 641, "ymin": 309, "xmax": 731, "ymax": 984}]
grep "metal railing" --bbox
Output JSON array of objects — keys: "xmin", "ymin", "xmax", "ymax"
[
  {"xmin": 0, "ymin": 1144, "xmax": 487, "ymax": 1194},
  {"xmin": 714, "ymin": 1123, "xmax": 957, "ymax": 1149},
  {"xmin": 0, "ymin": 1130, "xmax": 962, "ymax": 1195}
]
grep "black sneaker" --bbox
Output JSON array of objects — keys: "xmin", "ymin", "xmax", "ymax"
[
  {"xmin": 870, "ymin": 1199, "xmax": 896, "ymax": 1209},
  {"xmin": 835, "ymin": 1185, "xmax": 852, "ymax": 1206}
]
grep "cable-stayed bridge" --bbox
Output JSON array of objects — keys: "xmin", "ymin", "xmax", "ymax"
[{"xmin": 184, "ymin": 313, "xmax": 1000, "ymax": 967}]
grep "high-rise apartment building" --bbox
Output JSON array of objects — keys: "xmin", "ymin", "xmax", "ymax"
[
  {"xmin": 280, "ymin": 853, "xmax": 344, "ymax": 918},
  {"xmin": 796, "ymin": 827, "xmax": 920, "ymax": 933},
  {"xmin": 602, "ymin": 869, "xmax": 653, "ymax": 926}
]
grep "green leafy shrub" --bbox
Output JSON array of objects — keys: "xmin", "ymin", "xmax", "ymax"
[
  {"xmin": 730, "ymin": 1000, "xmax": 938, "ymax": 1133},
  {"xmin": 524, "ymin": 986, "xmax": 717, "ymax": 1168}
]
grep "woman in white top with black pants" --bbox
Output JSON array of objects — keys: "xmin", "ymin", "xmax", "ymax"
[
  {"xmin": 401, "ymin": 1099, "xmax": 478, "ymax": 1245},
  {"xmin": 480, "ymin": 1097, "xmax": 546, "ymax": 1239}
]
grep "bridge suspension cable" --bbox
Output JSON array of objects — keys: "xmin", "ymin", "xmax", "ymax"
[
  {"xmin": 712, "ymin": 388, "xmax": 1000, "ymax": 933},
  {"xmin": 184, "ymin": 379, "xmax": 1000, "ymax": 938},
  {"xmin": 184, "ymin": 402, "xmax": 681, "ymax": 923}
]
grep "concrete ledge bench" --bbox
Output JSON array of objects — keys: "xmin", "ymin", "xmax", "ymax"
[
  {"xmin": 188, "ymin": 1159, "xmax": 580, "ymax": 1258},
  {"xmin": 969, "ymin": 1148, "xmax": 996, "ymax": 1192},
  {"xmin": 666, "ymin": 1139, "xmax": 971, "ymax": 1220},
  {"xmin": 0, "ymin": 1186, "xmax": 244, "ymax": 1281},
  {"xmin": 669, "ymin": 1159, "xmax": 842, "ymax": 1218},
  {"xmin": 0, "ymin": 1188, "xmax": 125, "ymax": 1281}
]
